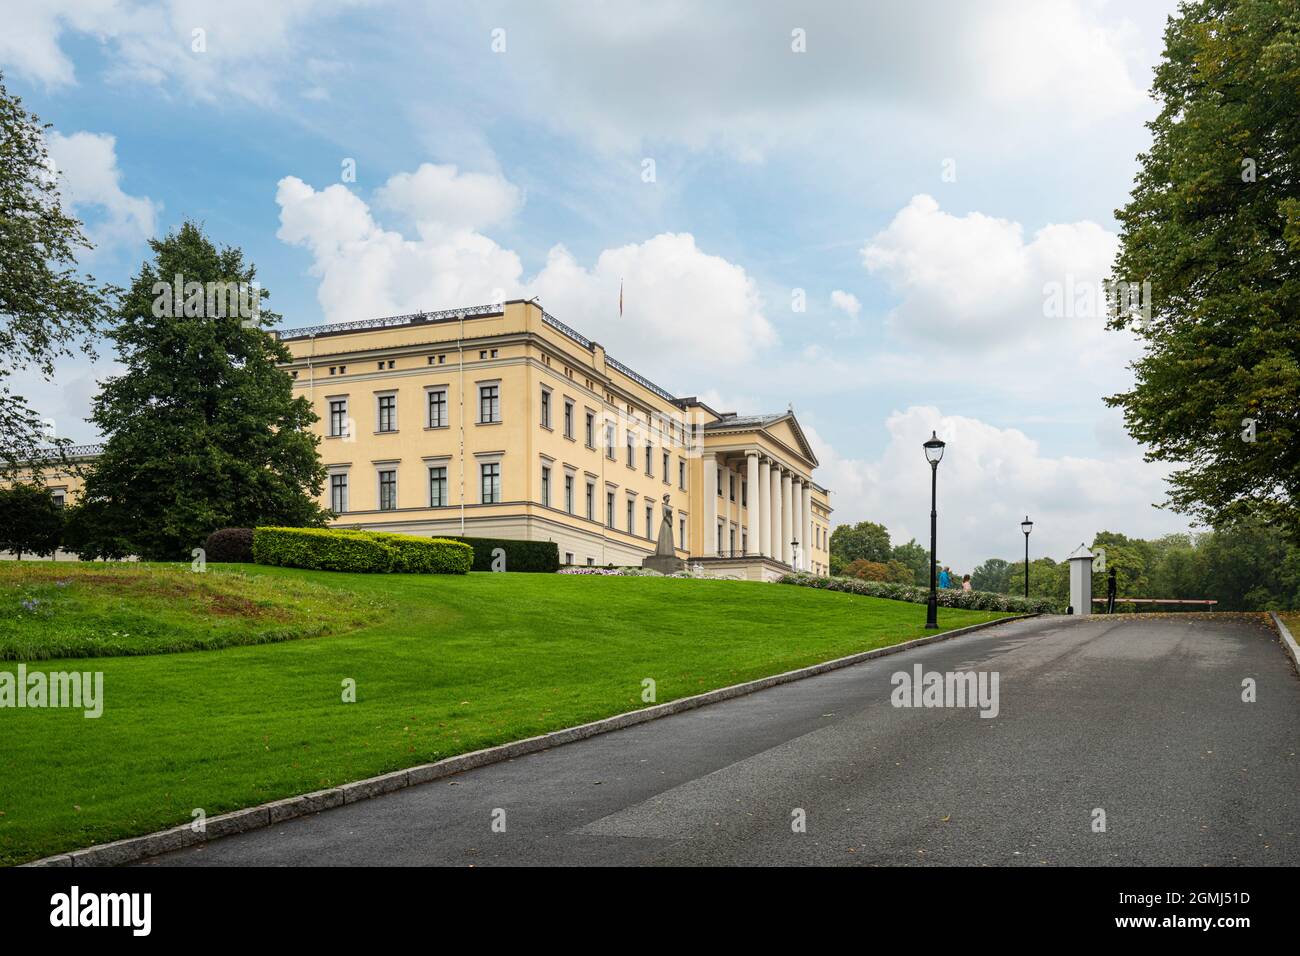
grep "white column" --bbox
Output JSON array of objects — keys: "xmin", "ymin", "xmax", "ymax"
[
  {"xmin": 703, "ymin": 452, "xmax": 718, "ymax": 556},
  {"xmin": 745, "ymin": 452, "xmax": 759, "ymax": 557},
  {"xmin": 790, "ymin": 477, "xmax": 803, "ymax": 569},
  {"xmin": 780, "ymin": 470, "xmax": 793, "ymax": 565},
  {"xmin": 769, "ymin": 465, "xmax": 782, "ymax": 563},
  {"xmin": 802, "ymin": 482, "xmax": 813, "ymax": 572},
  {"xmin": 758, "ymin": 457, "xmax": 771, "ymax": 557}
]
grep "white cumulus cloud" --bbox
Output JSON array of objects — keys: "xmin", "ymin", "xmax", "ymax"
[{"xmin": 47, "ymin": 130, "xmax": 159, "ymax": 252}]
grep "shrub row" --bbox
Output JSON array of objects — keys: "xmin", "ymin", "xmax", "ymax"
[
  {"xmin": 778, "ymin": 572, "xmax": 1059, "ymax": 614},
  {"xmin": 446, "ymin": 536, "xmax": 559, "ymax": 573},
  {"xmin": 252, "ymin": 527, "xmax": 472, "ymax": 574}
]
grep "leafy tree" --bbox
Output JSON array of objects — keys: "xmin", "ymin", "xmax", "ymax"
[
  {"xmin": 830, "ymin": 520, "xmax": 891, "ymax": 568},
  {"xmin": 1005, "ymin": 557, "xmax": 1067, "ymax": 605},
  {"xmin": 890, "ymin": 538, "xmax": 929, "ymax": 585},
  {"xmin": 970, "ymin": 557, "xmax": 1012, "ymax": 593},
  {"xmin": 78, "ymin": 222, "xmax": 329, "ymax": 560},
  {"xmin": 0, "ymin": 483, "xmax": 64, "ymax": 558},
  {"xmin": 0, "ymin": 72, "xmax": 113, "ymax": 480},
  {"xmin": 1107, "ymin": 0, "xmax": 1300, "ymax": 540}
]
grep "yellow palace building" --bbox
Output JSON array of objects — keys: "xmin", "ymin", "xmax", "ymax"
[{"xmin": 280, "ymin": 300, "xmax": 832, "ymax": 578}]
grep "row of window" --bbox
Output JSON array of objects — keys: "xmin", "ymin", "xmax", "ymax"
[
  {"xmin": 327, "ymin": 461, "xmax": 685, "ymax": 546},
  {"xmin": 329, "ymin": 463, "xmax": 499, "ymax": 514}
]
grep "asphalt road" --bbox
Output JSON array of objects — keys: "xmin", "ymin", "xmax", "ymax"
[{"xmin": 142, "ymin": 614, "xmax": 1300, "ymax": 866}]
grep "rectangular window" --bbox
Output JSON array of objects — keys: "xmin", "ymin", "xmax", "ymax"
[
  {"xmin": 479, "ymin": 384, "xmax": 500, "ymax": 423},
  {"xmin": 585, "ymin": 481, "xmax": 595, "ymax": 519},
  {"xmin": 679, "ymin": 460, "xmax": 686, "ymax": 489},
  {"xmin": 564, "ymin": 400, "xmax": 574, "ymax": 438},
  {"xmin": 429, "ymin": 466, "xmax": 447, "ymax": 507},
  {"xmin": 329, "ymin": 399, "xmax": 348, "ymax": 437},
  {"xmin": 377, "ymin": 394, "xmax": 396, "ymax": 432},
  {"xmin": 427, "ymin": 389, "xmax": 447, "ymax": 428},
  {"xmin": 663, "ymin": 450, "xmax": 669, "ymax": 481},
  {"xmin": 585, "ymin": 411, "xmax": 595, "ymax": 448},
  {"xmin": 729, "ymin": 474, "xmax": 736, "ymax": 502},
  {"xmin": 586, "ymin": 556, "xmax": 594, "ymax": 567},
  {"xmin": 564, "ymin": 474, "xmax": 574, "ymax": 514},
  {"xmin": 679, "ymin": 515, "xmax": 686, "ymax": 548},
  {"xmin": 606, "ymin": 491, "xmax": 615, "ymax": 528},
  {"xmin": 626, "ymin": 498, "xmax": 635, "ymax": 532},
  {"xmin": 378, "ymin": 470, "xmax": 397, "ymax": 511},
  {"xmin": 717, "ymin": 521, "xmax": 723, "ymax": 553},
  {"xmin": 481, "ymin": 462, "xmax": 501, "ymax": 503},
  {"xmin": 540, "ymin": 389, "xmax": 551, "ymax": 428},
  {"xmin": 741, "ymin": 480, "xmax": 747, "ymax": 507},
  {"xmin": 565, "ymin": 551, "xmax": 574, "ymax": 565},
  {"xmin": 645, "ymin": 441, "xmax": 653, "ymax": 475},
  {"xmin": 605, "ymin": 422, "xmax": 616, "ymax": 460},
  {"xmin": 717, "ymin": 468, "xmax": 723, "ymax": 496},
  {"xmin": 330, "ymin": 473, "xmax": 348, "ymax": 513},
  {"xmin": 626, "ymin": 433, "xmax": 635, "ymax": 467},
  {"xmin": 541, "ymin": 465, "xmax": 551, "ymax": 507},
  {"xmin": 646, "ymin": 504, "xmax": 654, "ymax": 539}
]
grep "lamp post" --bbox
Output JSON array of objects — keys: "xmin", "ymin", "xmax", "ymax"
[
  {"xmin": 1021, "ymin": 516, "xmax": 1033, "ymax": 599},
  {"xmin": 791, "ymin": 539, "xmax": 800, "ymax": 570},
  {"xmin": 923, "ymin": 431, "xmax": 946, "ymax": 629}
]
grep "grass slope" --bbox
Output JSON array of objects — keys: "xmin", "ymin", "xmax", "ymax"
[
  {"xmin": 0, "ymin": 562, "xmax": 383, "ymax": 659},
  {"xmin": 0, "ymin": 565, "xmax": 1009, "ymax": 865}
]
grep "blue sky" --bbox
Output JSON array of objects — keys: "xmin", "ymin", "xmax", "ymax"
[{"xmin": 1, "ymin": 0, "xmax": 1192, "ymax": 568}]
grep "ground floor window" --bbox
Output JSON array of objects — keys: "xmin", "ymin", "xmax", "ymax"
[
  {"xmin": 378, "ymin": 469, "xmax": 397, "ymax": 510},
  {"xmin": 330, "ymin": 473, "xmax": 348, "ymax": 513},
  {"xmin": 481, "ymin": 463, "xmax": 501, "ymax": 503},
  {"xmin": 429, "ymin": 466, "xmax": 447, "ymax": 507}
]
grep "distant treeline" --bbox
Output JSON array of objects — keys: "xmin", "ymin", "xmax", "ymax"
[{"xmin": 830, "ymin": 520, "xmax": 1300, "ymax": 612}]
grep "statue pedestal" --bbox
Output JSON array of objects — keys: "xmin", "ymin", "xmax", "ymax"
[{"xmin": 642, "ymin": 554, "xmax": 685, "ymax": 574}]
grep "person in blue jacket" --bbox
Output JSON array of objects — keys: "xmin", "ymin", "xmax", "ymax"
[{"xmin": 937, "ymin": 566, "xmax": 951, "ymax": 589}]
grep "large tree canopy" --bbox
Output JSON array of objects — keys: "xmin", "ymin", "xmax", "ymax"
[
  {"xmin": 0, "ymin": 71, "xmax": 111, "ymax": 479},
  {"xmin": 1108, "ymin": 0, "xmax": 1300, "ymax": 538},
  {"xmin": 77, "ymin": 222, "xmax": 329, "ymax": 560}
]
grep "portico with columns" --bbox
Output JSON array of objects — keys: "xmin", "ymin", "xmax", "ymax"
[{"xmin": 691, "ymin": 409, "xmax": 830, "ymax": 581}]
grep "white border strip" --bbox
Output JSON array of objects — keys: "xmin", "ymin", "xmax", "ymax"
[
  {"xmin": 23, "ymin": 612, "xmax": 1038, "ymax": 867},
  {"xmin": 1269, "ymin": 611, "xmax": 1300, "ymax": 675}
]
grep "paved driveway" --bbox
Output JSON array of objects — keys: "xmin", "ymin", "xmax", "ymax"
[{"xmin": 142, "ymin": 614, "xmax": 1300, "ymax": 866}]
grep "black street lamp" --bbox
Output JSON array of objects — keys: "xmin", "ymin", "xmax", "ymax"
[
  {"xmin": 791, "ymin": 539, "xmax": 800, "ymax": 569},
  {"xmin": 1021, "ymin": 516, "xmax": 1033, "ymax": 598},
  {"xmin": 923, "ymin": 431, "xmax": 946, "ymax": 629}
]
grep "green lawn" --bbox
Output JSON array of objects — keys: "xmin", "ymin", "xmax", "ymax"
[
  {"xmin": 0, "ymin": 562, "xmax": 384, "ymax": 660},
  {"xmin": 0, "ymin": 564, "xmax": 1010, "ymax": 865}
]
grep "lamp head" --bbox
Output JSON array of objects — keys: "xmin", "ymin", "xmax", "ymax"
[{"xmin": 923, "ymin": 431, "xmax": 946, "ymax": 465}]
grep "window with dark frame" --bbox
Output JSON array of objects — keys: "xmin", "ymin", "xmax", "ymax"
[
  {"xmin": 428, "ymin": 389, "xmax": 447, "ymax": 428},
  {"xmin": 479, "ymin": 384, "xmax": 500, "ymax": 423},
  {"xmin": 429, "ymin": 466, "xmax": 447, "ymax": 507},
  {"xmin": 481, "ymin": 462, "xmax": 501, "ymax": 503},
  {"xmin": 377, "ymin": 394, "xmax": 396, "ymax": 432},
  {"xmin": 378, "ymin": 470, "xmax": 397, "ymax": 510},
  {"xmin": 330, "ymin": 473, "xmax": 347, "ymax": 513}
]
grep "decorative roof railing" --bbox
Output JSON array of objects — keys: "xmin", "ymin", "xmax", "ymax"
[
  {"xmin": 540, "ymin": 310, "xmax": 593, "ymax": 349},
  {"xmin": 26, "ymin": 443, "xmax": 104, "ymax": 460},
  {"xmin": 606, "ymin": 355, "xmax": 677, "ymax": 403},
  {"xmin": 278, "ymin": 303, "xmax": 504, "ymax": 341}
]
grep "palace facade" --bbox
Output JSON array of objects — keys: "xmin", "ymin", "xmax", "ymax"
[{"xmin": 280, "ymin": 300, "xmax": 832, "ymax": 577}]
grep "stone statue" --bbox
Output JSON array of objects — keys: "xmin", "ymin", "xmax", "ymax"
[{"xmin": 642, "ymin": 493, "xmax": 685, "ymax": 574}]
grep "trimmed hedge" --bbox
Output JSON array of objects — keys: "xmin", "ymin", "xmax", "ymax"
[
  {"xmin": 252, "ymin": 527, "xmax": 471, "ymax": 575},
  {"xmin": 203, "ymin": 527, "xmax": 255, "ymax": 563},
  {"xmin": 363, "ymin": 532, "xmax": 473, "ymax": 574},
  {"xmin": 253, "ymin": 527, "xmax": 396, "ymax": 573},
  {"xmin": 779, "ymin": 572, "xmax": 1059, "ymax": 614},
  {"xmin": 446, "ymin": 536, "xmax": 559, "ymax": 573}
]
